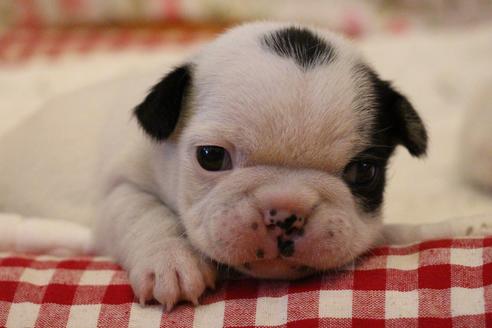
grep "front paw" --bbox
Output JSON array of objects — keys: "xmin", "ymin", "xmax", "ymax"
[{"xmin": 128, "ymin": 240, "xmax": 217, "ymax": 311}]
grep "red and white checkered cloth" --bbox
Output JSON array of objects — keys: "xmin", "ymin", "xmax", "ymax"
[
  {"xmin": 1, "ymin": 238, "xmax": 492, "ymax": 327},
  {"xmin": 0, "ymin": 27, "xmax": 220, "ymax": 65}
]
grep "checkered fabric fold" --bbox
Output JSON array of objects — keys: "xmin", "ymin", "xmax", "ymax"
[{"xmin": 1, "ymin": 238, "xmax": 492, "ymax": 327}]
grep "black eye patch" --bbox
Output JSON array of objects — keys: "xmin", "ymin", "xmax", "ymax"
[{"xmin": 343, "ymin": 147, "xmax": 394, "ymax": 213}]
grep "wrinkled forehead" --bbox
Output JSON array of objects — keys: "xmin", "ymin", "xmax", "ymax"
[{"xmin": 187, "ymin": 24, "xmax": 375, "ymax": 171}]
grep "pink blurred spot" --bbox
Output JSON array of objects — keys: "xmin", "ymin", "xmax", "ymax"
[
  {"xmin": 342, "ymin": 10, "xmax": 366, "ymax": 38},
  {"xmin": 162, "ymin": 0, "xmax": 180, "ymax": 22},
  {"xmin": 60, "ymin": 0, "xmax": 84, "ymax": 15},
  {"xmin": 387, "ymin": 17, "xmax": 410, "ymax": 35},
  {"xmin": 16, "ymin": 0, "xmax": 42, "ymax": 28}
]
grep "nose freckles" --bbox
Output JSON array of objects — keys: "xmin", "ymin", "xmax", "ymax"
[
  {"xmin": 263, "ymin": 209, "xmax": 306, "ymax": 234},
  {"xmin": 254, "ymin": 185, "xmax": 318, "ymax": 259},
  {"xmin": 262, "ymin": 208, "xmax": 309, "ymax": 257}
]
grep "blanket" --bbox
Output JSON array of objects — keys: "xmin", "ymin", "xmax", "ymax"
[{"xmin": 1, "ymin": 238, "xmax": 491, "ymax": 327}]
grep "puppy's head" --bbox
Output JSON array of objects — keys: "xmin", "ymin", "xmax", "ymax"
[{"xmin": 135, "ymin": 22, "xmax": 427, "ymax": 279}]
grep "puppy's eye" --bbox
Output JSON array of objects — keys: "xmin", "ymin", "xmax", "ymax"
[
  {"xmin": 196, "ymin": 146, "xmax": 233, "ymax": 171},
  {"xmin": 343, "ymin": 161, "xmax": 378, "ymax": 186}
]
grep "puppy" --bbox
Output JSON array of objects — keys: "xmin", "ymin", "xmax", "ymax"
[{"xmin": 1, "ymin": 22, "xmax": 491, "ymax": 311}]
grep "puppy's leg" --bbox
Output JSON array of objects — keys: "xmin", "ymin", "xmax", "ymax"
[
  {"xmin": 95, "ymin": 183, "xmax": 216, "ymax": 311},
  {"xmin": 381, "ymin": 214, "xmax": 492, "ymax": 245}
]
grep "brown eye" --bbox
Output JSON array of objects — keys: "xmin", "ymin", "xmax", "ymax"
[
  {"xmin": 196, "ymin": 146, "xmax": 233, "ymax": 171},
  {"xmin": 343, "ymin": 161, "xmax": 378, "ymax": 186}
]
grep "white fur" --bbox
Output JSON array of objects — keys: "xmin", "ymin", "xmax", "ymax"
[{"xmin": 1, "ymin": 22, "xmax": 492, "ymax": 310}]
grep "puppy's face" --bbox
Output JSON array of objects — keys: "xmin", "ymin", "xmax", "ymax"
[{"xmin": 135, "ymin": 23, "xmax": 427, "ymax": 279}]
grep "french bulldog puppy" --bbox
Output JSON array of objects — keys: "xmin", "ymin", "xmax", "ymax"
[{"xmin": 1, "ymin": 22, "xmax": 492, "ymax": 311}]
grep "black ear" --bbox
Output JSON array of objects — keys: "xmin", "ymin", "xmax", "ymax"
[
  {"xmin": 371, "ymin": 74, "xmax": 428, "ymax": 157},
  {"xmin": 389, "ymin": 90, "xmax": 428, "ymax": 157},
  {"xmin": 134, "ymin": 64, "xmax": 192, "ymax": 141}
]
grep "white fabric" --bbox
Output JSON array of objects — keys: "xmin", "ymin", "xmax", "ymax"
[{"xmin": 0, "ymin": 213, "xmax": 94, "ymax": 255}]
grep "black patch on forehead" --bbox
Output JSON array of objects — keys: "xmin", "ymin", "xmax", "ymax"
[{"xmin": 261, "ymin": 27, "xmax": 336, "ymax": 70}]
